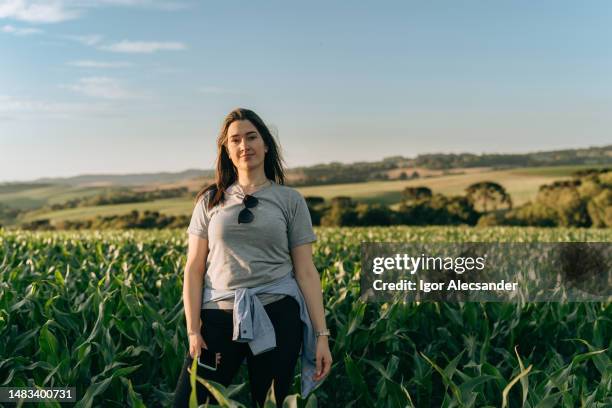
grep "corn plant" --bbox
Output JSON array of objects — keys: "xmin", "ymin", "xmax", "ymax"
[{"xmin": 0, "ymin": 226, "xmax": 610, "ymax": 407}]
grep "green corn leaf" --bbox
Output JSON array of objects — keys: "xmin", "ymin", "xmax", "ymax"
[{"xmin": 502, "ymin": 364, "xmax": 532, "ymax": 408}]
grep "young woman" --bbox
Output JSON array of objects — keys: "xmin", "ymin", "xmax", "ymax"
[{"xmin": 173, "ymin": 108, "xmax": 332, "ymax": 407}]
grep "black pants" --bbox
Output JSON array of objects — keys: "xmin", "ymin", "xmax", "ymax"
[{"xmin": 173, "ymin": 296, "xmax": 303, "ymax": 407}]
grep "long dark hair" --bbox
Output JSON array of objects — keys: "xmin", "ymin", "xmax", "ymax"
[{"xmin": 194, "ymin": 108, "xmax": 286, "ymax": 209}]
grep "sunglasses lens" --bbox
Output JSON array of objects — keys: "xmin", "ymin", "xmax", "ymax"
[
  {"xmin": 238, "ymin": 208, "xmax": 254, "ymax": 224},
  {"xmin": 244, "ymin": 195, "xmax": 258, "ymax": 208}
]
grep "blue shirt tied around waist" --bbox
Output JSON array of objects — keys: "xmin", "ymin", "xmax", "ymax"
[{"xmin": 201, "ymin": 272, "xmax": 325, "ymax": 398}]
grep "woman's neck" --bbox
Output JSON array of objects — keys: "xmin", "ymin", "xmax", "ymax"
[{"xmin": 236, "ymin": 170, "xmax": 269, "ymax": 188}]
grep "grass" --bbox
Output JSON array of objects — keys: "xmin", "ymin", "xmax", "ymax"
[
  {"xmin": 0, "ymin": 184, "xmax": 109, "ymax": 210},
  {"xmin": 296, "ymin": 168, "xmax": 571, "ymax": 206},
  {"xmin": 509, "ymin": 164, "xmax": 609, "ymax": 177},
  {"xmin": 19, "ymin": 198, "xmax": 193, "ymax": 223}
]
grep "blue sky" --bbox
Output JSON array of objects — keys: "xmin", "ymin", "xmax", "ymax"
[{"xmin": 1, "ymin": 0, "xmax": 611, "ymax": 182}]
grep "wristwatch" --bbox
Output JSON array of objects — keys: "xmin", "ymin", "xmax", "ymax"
[{"xmin": 315, "ymin": 329, "xmax": 330, "ymax": 338}]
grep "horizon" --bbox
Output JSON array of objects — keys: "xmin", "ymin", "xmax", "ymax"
[
  {"xmin": 1, "ymin": 142, "xmax": 609, "ymax": 184},
  {"xmin": 2, "ymin": 1, "xmax": 611, "ymax": 182}
]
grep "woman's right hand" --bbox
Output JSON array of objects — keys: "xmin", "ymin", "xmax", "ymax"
[{"xmin": 188, "ymin": 332, "xmax": 208, "ymax": 359}]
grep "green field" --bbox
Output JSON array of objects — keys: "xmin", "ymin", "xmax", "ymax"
[
  {"xmin": 297, "ymin": 164, "xmax": 605, "ymax": 205},
  {"xmin": 1, "ymin": 226, "xmax": 610, "ymax": 407},
  {"xmin": 15, "ymin": 165, "xmax": 590, "ymax": 225},
  {"xmin": 20, "ymin": 198, "xmax": 193, "ymax": 223},
  {"xmin": 298, "ymin": 168, "xmax": 564, "ymax": 207},
  {"xmin": 0, "ymin": 184, "xmax": 109, "ymax": 210},
  {"xmin": 509, "ymin": 164, "xmax": 609, "ymax": 177}
]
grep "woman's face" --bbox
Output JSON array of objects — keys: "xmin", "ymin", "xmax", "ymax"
[{"xmin": 225, "ymin": 120, "xmax": 268, "ymax": 172}]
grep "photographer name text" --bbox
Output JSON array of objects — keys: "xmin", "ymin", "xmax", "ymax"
[{"xmin": 371, "ymin": 254, "xmax": 518, "ymax": 292}]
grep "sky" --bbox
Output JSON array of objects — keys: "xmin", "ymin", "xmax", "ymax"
[{"xmin": 1, "ymin": 0, "xmax": 611, "ymax": 182}]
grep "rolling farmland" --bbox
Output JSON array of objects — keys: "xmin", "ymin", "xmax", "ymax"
[{"xmin": 12, "ymin": 165, "xmax": 601, "ymax": 225}]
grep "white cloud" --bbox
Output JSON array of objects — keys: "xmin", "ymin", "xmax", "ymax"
[
  {"xmin": 100, "ymin": 40, "xmax": 186, "ymax": 53},
  {"xmin": 81, "ymin": 0, "xmax": 189, "ymax": 11},
  {"xmin": 0, "ymin": 1, "xmax": 189, "ymax": 24},
  {"xmin": 0, "ymin": 94, "xmax": 114, "ymax": 119},
  {"xmin": 67, "ymin": 59, "xmax": 132, "ymax": 68},
  {"xmin": 62, "ymin": 33, "xmax": 103, "ymax": 46},
  {"xmin": 63, "ymin": 76, "xmax": 141, "ymax": 99},
  {"xmin": 64, "ymin": 37, "xmax": 187, "ymax": 54},
  {"xmin": 0, "ymin": 0, "xmax": 80, "ymax": 23},
  {"xmin": 1, "ymin": 24, "xmax": 43, "ymax": 35}
]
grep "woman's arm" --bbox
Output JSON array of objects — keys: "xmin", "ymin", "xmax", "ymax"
[
  {"xmin": 291, "ymin": 243, "xmax": 332, "ymax": 381},
  {"xmin": 183, "ymin": 234, "xmax": 209, "ymax": 335},
  {"xmin": 291, "ymin": 243, "xmax": 327, "ymax": 332}
]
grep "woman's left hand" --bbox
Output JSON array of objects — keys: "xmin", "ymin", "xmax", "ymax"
[{"xmin": 313, "ymin": 336, "xmax": 332, "ymax": 381}]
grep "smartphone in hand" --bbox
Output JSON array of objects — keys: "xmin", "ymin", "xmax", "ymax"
[{"xmin": 197, "ymin": 348, "xmax": 220, "ymax": 371}]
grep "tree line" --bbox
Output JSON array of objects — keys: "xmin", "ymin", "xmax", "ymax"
[
  {"xmin": 307, "ymin": 168, "xmax": 610, "ymax": 228},
  {"xmin": 19, "ymin": 210, "xmax": 189, "ymax": 231},
  {"xmin": 15, "ymin": 168, "xmax": 610, "ymax": 231},
  {"xmin": 480, "ymin": 168, "xmax": 611, "ymax": 227},
  {"xmin": 289, "ymin": 145, "xmax": 611, "ymax": 185},
  {"xmin": 42, "ymin": 187, "xmax": 190, "ymax": 211}
]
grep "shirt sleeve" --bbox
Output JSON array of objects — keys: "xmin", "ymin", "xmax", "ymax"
[
  {"xmin": 187, "ymin": 192, "xmax": 210, "ymax": 240},
  {"xmin": 288, "ymin": 190, "xmax": 317, "ymax": 249}
]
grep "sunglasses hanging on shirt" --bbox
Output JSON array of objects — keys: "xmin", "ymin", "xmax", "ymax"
[{"xmin": 238, "ymin": 194, "xmax": 259, "ymax": 224}]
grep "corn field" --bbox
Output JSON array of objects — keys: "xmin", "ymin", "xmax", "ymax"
[{"xmin": 1, "ymin": 226, "xmax": 610, "ymax": 407}]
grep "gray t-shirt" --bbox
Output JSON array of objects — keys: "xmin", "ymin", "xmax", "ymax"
[{"xmin": 187, "ymin": 180, "xmax": 317, "ymax": 310}]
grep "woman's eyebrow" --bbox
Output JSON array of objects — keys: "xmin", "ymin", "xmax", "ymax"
[{"xmin": 229, "ymin": 131, "xmax": 257, "ymax": 138}]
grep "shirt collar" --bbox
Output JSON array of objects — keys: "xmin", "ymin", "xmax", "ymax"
[{"xmin": 227, "ymin": 179, "xmax": 274, "ymax": 196}]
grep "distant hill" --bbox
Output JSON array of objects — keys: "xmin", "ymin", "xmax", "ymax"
[
  {"xmin": 410, "ymin": 144, "xmax": 612, "ymax": 170},
  {"xmin": 3, "ymin": 144, "xmax": 610, "ymax": 188},
  {"xmin": 289, "ymin": 144, "xmax": 612, "ymax": 186},
  {"xmin": 15, "ymin": 164, "xmax": 607, "ymax": 227},
  {"xmin": 29, "ymin": 168, "xmax": 215, "ymax": 187}
]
